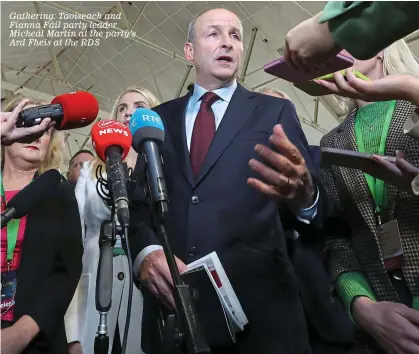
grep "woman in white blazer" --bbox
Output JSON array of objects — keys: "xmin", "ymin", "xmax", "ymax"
[{"xmin": 65, "ymin": 87, "xmax": 160, "ymax": 354}]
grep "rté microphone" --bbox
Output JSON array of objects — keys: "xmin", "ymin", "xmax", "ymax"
[{"xmin": 129, "ymin": 108, "xmax": 168, "ymax": 218}]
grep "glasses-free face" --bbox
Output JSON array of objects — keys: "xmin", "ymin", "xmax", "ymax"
[{"xmin": 116, "ymin": 92, "xmax": 151, "ymax": 127}]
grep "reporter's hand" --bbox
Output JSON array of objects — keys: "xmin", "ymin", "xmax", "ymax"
[
  {"xmin": 1, "ymin": 99, "xmax": 55, "ymax": 146},
  {"xmin": 1, "ymin": 325, "xmax": 30, "ymax": 354},
  {"xmin": 368, "ymin": 151, "xmax": 419, "ymax": 192},
  {"xmin": 1, "ymin": 327, "xmax": 21, "ymax": 354},
  {"xmin": 353, "ymin": 297, "xmax": 419, "ymax": 354},
  {"xmin": 68, "ymin": 341, "xmax": 84, "ymax": 354},
  {"xmin": 315, "ymin": 68, "xmax": 419, "ymax": 105},
  {"xmin": 0, "ymin": 315, "xmax": 39, "ymax": 353},
  {"xmin": 139, "ymin": 249, "xmax": 187, "ymax": 310},
  {"xmin": 284, "ymin": 12, "xmax": 341, "ymax": 72}
]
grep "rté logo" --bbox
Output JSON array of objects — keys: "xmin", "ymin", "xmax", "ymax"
[{"xmin": 141, "ymin": 114, "xmax": 162, "ymax": 125}]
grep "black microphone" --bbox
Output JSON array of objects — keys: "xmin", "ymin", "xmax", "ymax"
[
  {"xmin": 128, "ymin": 108, "xmax": 168, "ymax": 220},
  {"xmin": 91, "ymin": 121, "xmax": 133, "ymax": 228},
  {"xmin": 1, "ymin": 169, "xmax": 62, "ymax": 228},
  {"xmin": 91, "ymin": 121, "xmax": 136, "ymax": 354},
  {"xmin": 128, "ymin": 109, "xmax": 210, "ymax": 353}
]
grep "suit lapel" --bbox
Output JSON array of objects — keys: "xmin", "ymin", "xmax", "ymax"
[
  {"xmin": 384, "ymin": 101, "xmax": 413, "ymax": 218},
  {"xmin": 165, "ymin": 93, "xmax": 195, "ymax": 187},
  {"xmin": 334, "ymin": 109, "xmax": 378, "ymax": 237},
  {"xmin": 195, "ymin": 84, "xmax": 257, "ymax": 184}
]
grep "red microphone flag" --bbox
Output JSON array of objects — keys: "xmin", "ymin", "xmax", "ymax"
[
  {"xmin": 91, "ymin": 120, "xmax": 132, "ymax": 161},
  {"xmin": 51, "ymin": 91, "xmax": 99, "ymax": 130}
]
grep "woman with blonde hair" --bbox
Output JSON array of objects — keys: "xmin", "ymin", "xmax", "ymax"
[
  {"xmin": 319, "ymin": 40, "xmax": 419, "ymax": 353},
  {"xmin": 66, "ymin": 87, "xmax": 160, "ymax": 354},
  {"xmin": 1, "ymin": 97, "xmax": 83, "ymax": 354}
]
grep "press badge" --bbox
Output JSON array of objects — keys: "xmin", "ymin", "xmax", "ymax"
[
  {"xmin": 1, "ymin": 271, "xmax": 17, "ymax": 316},
  {"xmin": 378, "ymin": 219, "xmax": 403, "ymax": 259}
]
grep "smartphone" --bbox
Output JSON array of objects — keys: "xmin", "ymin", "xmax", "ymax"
[
  {"xmin": 294, "ymin": 70, "xmax": 370, "ymax": 96},
  {"xmin": 263, "ymin": 52, "xmax": 354, "ymax": 84},
  {"xmin": 321, "ymin": 147, "xmax": 396, "ymax": 169}
]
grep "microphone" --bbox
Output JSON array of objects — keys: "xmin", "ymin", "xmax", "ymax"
[
  {"xmin": 17, "ymin": 91, "xmax": 99, "ymax": 130},
  {"xmin": 1, "ymin": 169, "xmax": 62, "ymax": 228},
  {"xmin": 129, "ymin": 108, "xmax": 168, "ymax": 220},
  {"xmin": 129, "ymin": 109, "xmax": 210, "ymax": 353},
  {"xmin": 91, "ymin": 120, "xmax": 132, "ymax": 228}
]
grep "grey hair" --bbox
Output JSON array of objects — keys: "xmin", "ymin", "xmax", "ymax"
[
  {"xmin": 187, "ymin": 8, "xmax": 244, "ymax": 43},
  {"xmin": 187, "ymin": 13, "xmax": 200, "ymax": 43}
]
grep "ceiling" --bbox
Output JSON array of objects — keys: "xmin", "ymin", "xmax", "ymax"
[{"xmin": 2, "ymin": 1, "xmax": 419, "ymax": 173}]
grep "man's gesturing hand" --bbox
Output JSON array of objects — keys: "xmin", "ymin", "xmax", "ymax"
[
  {"xmin": 247, "ymin": 124, "xmax": 315, "ymax": 213},
  {"xmin": 1, "ymin": 99, "xmax": 54, "ymax": 146},
  {"xmin": 139, "ymin": 250, "xmax": 187, "ymax": 310}
]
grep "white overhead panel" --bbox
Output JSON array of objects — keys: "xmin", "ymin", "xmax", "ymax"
[{"xmin": 2, "ymin": 0, "xmax": 419, "ymax": 170}]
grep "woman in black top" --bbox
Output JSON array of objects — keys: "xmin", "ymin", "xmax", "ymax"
[{"xmin": 1, "ymin": 97, "xmax": 83, "ymax": 353}]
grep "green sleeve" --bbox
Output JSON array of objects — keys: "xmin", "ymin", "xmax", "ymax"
[
  {"xmin": 336, "ymin": 271, "xmax": 376, "ymax": 319},
  {"xmin": 319, "ymin": 1, "xmax": 365, "ymax": 23},
  {"xmin": 320, "ymin": 2, "xmax": 419, "ymax": 60}
]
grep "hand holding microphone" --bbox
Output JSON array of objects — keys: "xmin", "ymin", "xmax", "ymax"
[
  {"xmin": 2, "ymin": 91, "xmax": 99, "ymax": 146},
  {"xmin": 91, "ymin": 120, "xmax": 132, "ymax": 228},
  {"xmin": 1, "ymin": 99, "xmax": 54, "ymax": 146},
  {"xmin": 17, "ymin": 91, "xmax": 99, "ymax": 130}
]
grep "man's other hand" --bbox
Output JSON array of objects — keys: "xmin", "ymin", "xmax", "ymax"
[{"xmin": 139, "ymin": 250, "xmax": 187, "ymax": 310}]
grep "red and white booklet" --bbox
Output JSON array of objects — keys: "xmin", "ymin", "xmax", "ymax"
[{"xmin": 181, "ymin": 252, "xmax": 248, "ymax": 334}]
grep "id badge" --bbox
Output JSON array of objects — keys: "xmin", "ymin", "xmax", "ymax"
[
  {"xmin": 378, "ymin": 219, "xmax": 403, "ymax": 260},
  {"xmin": 1, "ymin": 271, "xmax": 17, "ymax": 316}
]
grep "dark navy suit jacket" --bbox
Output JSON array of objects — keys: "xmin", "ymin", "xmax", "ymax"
[
  {"xmin": 309, "ymin": 145, "xmax": 321, "ymax": 167},
  {"xmin": 129, "ymin": 84, "xmax": 324, "ymax": 354},
  {"xmin": 285, "ymin": 145, "xmax": 354, "ymax": 352}
]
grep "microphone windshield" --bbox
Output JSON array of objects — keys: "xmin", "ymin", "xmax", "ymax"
[
  {"xmin": 129, "ymin": 108, "xmax": 165, "ymax": 152},
  {"xmin": 7, "ymin": 169, "xmax": 61, "ymax": 218},
  {"xmin": 91, "ymin": 120, "xmax": 132, "ymax": 161},
  {"xmin": 51, "ymin": 91, "xmax": 99, "ymax": 130}
]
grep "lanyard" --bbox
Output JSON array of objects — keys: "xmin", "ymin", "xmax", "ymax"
[
  {"xmin": 355, "ymin": 100, "xmax": 396, "ymax": 218},
  {"xmin": 0, "ymin": 173, "xmax": 20, "ymax": 268}
]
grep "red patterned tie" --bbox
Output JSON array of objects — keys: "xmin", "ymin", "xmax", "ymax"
[{"xmin": 190, "ymin": 92, "xmax": 219, "ymax": 176}]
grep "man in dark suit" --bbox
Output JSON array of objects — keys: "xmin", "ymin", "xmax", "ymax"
[
  {"xmin": 129, "ymin": 8, "xmax": 323, "ymax": 354},
  {"xmin": 286, "ymin": 144, "xmax": 354, "ymax": 354},
  {"xmin": 259, "ymin": 89, "xmax": 354, "ymax": 353},
  {"xmin": 250, "ymin": 99, "xmax": 353, "ymax": 352},
  {"xmin": 309, "ymin": 145, "xmax": 321, "ymax": 166}
]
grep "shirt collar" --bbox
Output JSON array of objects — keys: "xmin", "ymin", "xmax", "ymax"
[{"xmin": 189, "ymin": 80, "xmax": 238, "ymax": 108}]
